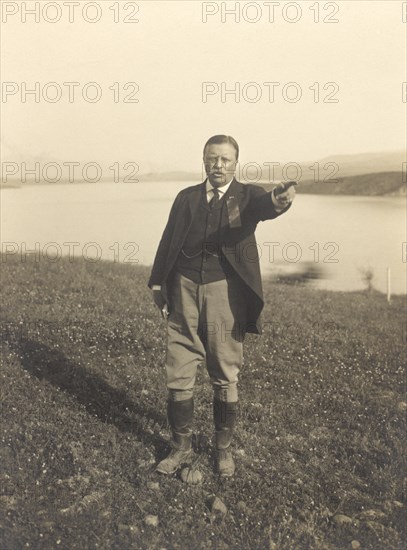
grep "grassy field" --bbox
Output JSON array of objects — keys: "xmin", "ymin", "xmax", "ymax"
[{"xmin": 0, "ymin": 255, "xmax": 405, "ymax": 549}]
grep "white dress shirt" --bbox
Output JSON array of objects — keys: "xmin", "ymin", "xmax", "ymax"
[{"xmin": 206, "ymin": 178, "xmax": 234, "ymax": 201}]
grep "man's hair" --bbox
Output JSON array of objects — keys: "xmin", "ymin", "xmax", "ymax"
[{"xmin": 203, "ymin": 135, "xmax": 239, "ymax": 161}]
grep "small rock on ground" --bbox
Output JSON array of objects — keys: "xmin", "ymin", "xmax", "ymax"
[
  {"xmin": 144, "ymin": 515, "xmax": 159, "ymax": 527},
  {"xmin": 333, "ymin": 514, "xmax": 352, "ymax": 526},
  {"xmin": 211, "ymin": 497, "xmax": 227, "ymax": 515},
  {"xmin": 180, "ymin": 467, "xmax": 203, "ymax": 485}
]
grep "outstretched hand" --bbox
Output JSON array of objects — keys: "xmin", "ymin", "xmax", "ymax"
[{"xmin": 273, "ymin": 180, "xmax": 297, "ymax": 208}]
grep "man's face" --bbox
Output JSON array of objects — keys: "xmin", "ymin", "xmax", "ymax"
[{"xmin": 203, "ymin": 143, "xmax": 238, "ymax": 187}]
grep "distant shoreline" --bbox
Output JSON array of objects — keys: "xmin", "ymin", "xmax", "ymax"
[{"xmin": 1, "ymin": 170, "xmax": 405, "ymax": 196}]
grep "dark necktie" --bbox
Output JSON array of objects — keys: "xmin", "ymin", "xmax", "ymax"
[{"xmin": 209, "ymin": 188, "xmax": 220, "ymax": 209}]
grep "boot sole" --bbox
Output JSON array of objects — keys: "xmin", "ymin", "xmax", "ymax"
[{"xmin": 155, "ymin": 451, "xmax": 193, "ymax": 475}]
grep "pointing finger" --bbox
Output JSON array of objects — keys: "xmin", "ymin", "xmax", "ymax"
[{"xmin": 281, "ymin": 181, "xmax": 298, "ymax": 192}]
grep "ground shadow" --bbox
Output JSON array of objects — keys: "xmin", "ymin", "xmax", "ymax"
[{"xmin": 13, "ymin": 337, "xmax": 168, "ymax": 455}]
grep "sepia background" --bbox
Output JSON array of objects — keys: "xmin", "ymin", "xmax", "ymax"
[
  {"xmin": 1, "ymin": 0, "xmax": 406, "ymax": 293},
  {"xmin": 1, "ymin": 1, "xmax": 406, "ymax": 549}
]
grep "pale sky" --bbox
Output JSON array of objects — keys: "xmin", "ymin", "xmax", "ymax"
[{"xmin": 1, "ymin": 0, "xmax": 406, "ymax": 173}]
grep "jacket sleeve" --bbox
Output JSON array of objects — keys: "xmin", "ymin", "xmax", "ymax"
[
  {"xmin": 248, "ymin": 185, "xmax": 292, "ymax": 222},
  {"xmin": 147, "ymin": 191, "xmax": 183, "ymax": 287}
]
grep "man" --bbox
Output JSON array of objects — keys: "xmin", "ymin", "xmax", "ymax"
[{"xmin": 148, "ymin": 135, "xmax": 296, "ymax": 477}]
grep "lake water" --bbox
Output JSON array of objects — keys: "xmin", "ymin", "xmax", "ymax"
[{"xmin": 1, "ymin": 182, "xmax": 405, "ymax": 294}]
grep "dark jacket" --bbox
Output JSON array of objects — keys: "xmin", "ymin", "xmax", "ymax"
[{"xmin": 148, "ymin": 178, "xmax": 291, "ymax": 334}]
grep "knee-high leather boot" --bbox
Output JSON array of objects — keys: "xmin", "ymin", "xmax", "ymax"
[
  {"xmin": 213, "ymin": 399, "xmax": 237, "ymax": 477},
  {"xmin": 156, "ymin": 398, "xmax": 194, "ymax": 474}
]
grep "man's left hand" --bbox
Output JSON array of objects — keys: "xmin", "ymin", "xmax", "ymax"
[{"xmin": 273, "ymin": 181, "xmax": 297, "ymax": 208}]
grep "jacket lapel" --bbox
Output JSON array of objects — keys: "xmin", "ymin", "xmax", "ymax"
[
  {"xmin": 224, "ymin": 179, "xmax": 244, "ymax": 228},
  {"xmin": 163, "ymin": 182, "xmax": 205, "ymax": 279},
  {"xmin": 218, "ymin": 178, "xmax": 242, "ymax": 229},
  {"xmin": 186, "ymin": 181, "xmax": 206, "ymax": 222}
]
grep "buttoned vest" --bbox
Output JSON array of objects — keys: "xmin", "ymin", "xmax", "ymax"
[{"xmin": 176, "ymin": 187, "xmax": 235, "ymax": 284}]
